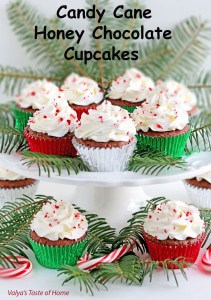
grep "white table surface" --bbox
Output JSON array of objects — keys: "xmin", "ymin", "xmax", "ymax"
[{"xmin": 0, "ymin": 180, "xmax": 210, "ymax": 300}]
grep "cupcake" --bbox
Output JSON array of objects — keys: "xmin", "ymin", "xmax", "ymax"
[
  {"xmin": 61, "ymin": 73, "xmax": 104, "ymax": 119},
  {"xmin": 108, "ymin": 68, "xmax": 154, "ymax": 113},
  {"xmin": 184, "ymin": 171, "xmax": 211, "ymax": 209},
  {"xmin": 72, "ymin": 101, "xmax": 136, "ymax": 172},
  {"xmin": 0, "ymin": 168, "xmax": 38, "ymax": 208},
  {"xmin": 24, "ymin": 98, "xmax": 78, "ymax": 156},
  {"xmin": 156, "ymin": 80, "xmax": 198, "ymax": 117},
  {"xmin": 132, "ymin": 90, "xmax": 190, "ymax": 157},
  {"xmin": 29, "ymin": 200, "xmax": 88, "ymax": 269},
  {"xmin": 143, "ymin": 200, "xmax": 206, "ymax": 269},
  {"xmin": 14, "ymin": 80, "xmax": 58, "ymax": 130}
]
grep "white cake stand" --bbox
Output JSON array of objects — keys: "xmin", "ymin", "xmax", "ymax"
[{"xmin": 0, "ymin": 151, "xmax": 211, "ymax": 229}]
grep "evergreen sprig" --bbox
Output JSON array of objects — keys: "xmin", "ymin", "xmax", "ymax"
[
  {"xmin": 113, "ymin": 197, "xmax": 167, "ymax": 250},
  {"xmin": 0, "ymin": 195, "xmax": 54, "ymax": 267},
  {"xmin": 128, "ymin": 145, "xmax": 187, "ymax": 175},
  {"xmin": 0, "ymin": 102, "xmax": 14, "ymax": 126},
  {"xmin": 200, "ymin": 209, "xmax": 211, "ymax": 247},
  {"xmin": 0, "ymin": 123, "xmax": 28, "ymax": 154},
  {"xmin": 186, "ymin": 111, "xmax": 211, "ymax": 153},
  {"xmin": 73, "ymin": 204, "xmax": 116, "ymax": 257},
  {"xmin": 20, "ymin": 151, "xmax": 90, "ymax": 176},
  {"xmin": 59, "ymin": 255, "xmax": 190, "ymax": 295}
]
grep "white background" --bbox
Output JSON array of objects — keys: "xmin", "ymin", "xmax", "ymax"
[
  {"xmin": 0, "ymin": 0, "xmax": 211, "ymax": 101},
  {"xmin": 0, "ymin": 1, "xmax": 211, "ymax": 299}
]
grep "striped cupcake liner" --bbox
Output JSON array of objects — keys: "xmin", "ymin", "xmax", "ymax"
[{"xmin": 13, "ymin": 105, "xmax": 34, "ymax": 131}]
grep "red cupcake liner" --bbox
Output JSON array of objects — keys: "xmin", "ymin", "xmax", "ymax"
[
  {"xmin": 70, "ymin": 103, "xmax": 100, "ymax": 120},
  {"xmin": 24, "ymin": 130, "xmax": 77, "ymax": 157},
  {"xmin": 143, "ymin": 232, "xmax": 206, "ymax": 269}
]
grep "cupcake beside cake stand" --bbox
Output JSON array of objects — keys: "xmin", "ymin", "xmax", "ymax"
[{"xmin": 0, "ymin": 151, "xmax": 210, "ymax": 230}]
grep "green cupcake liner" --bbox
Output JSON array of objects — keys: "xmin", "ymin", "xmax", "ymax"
[
  {"xmin": 121, "ymin": 105, "xmax": 137, "ymax": 113},
  {"xmin": 13, "ymin": 105, "xmax": 33, "ymax": 131},
  {"xmin": 29, "ymin": 236, "xmax": 87, "ymax": 269},
  {"xmin": 136, "ymin": 130, "xmax": 191, "ymax": 158}
]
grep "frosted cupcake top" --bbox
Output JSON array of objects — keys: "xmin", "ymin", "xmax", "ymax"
[
  {"xmin": 31, "ymin": 200, "xmax": 88, "ymax": 241},
  {"xmin": 108, "ymin": 68, "xmax": 154, "ymax": 103},
  {"xmin": 196, "ymin": 171, "xmax": 211, "ymax": 184},
  {"xmin": 156, "ymin": 80, "xmax": 197, "ymax": 112},
  {"xmin": 132, "ymin": 91, "xmax": 189, "ymax": 132},
  {"xmin": 28, "ymin": 99, "xmax": 77, "ymax": 137},
  {"xmin": 74, "ymin": 101, "xmax": 136, "ymax": 142},
  {"xmin": 0, "ymin": 168, "xmax": 25, "ymax": 181},
  {"xmin": 61, "ymin": 73, "xmax": 103, "ymax": 106},
  {"xmin": 16, "ymin": 80, "xmax": 58, "ymax": 109},
  {"xmin": 143, "ymin": 200, "xmax": 205, "ymax": 240}
]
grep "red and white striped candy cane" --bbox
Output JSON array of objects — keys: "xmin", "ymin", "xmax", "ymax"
[
  {"xmin": 78, "ymin": 243, "xmax": 134, "ymax": 271},
  {"xmin": 201, "ymin": 248, "xmax": 211, "ymax": 272},
  {"xmin": 0, "ymin": 256, "xmax": 32, "ymax": 278}
]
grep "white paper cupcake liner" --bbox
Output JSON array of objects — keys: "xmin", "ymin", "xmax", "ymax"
[
  {"xmin": 72, "ymin": 138, "xmax": 136, "ymax": 172},
  {"xmin": 184, "ymin": 181, "xmax": 211, "ymax": 209},
  {"xmin": 0, "ymin": 181, "xmax": 39, "ymax": 209}
]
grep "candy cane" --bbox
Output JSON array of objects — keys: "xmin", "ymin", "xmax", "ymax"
[
  {"xmin": 78, "ymin": 243, "xmax": 134, "ymax": 271},
  {"xmin": 0, "ymin": 256, "xmax": 32, "ymax": 278},
  {"xmin": 201, "ymin": 248, "xmax": 211, "ymax": 272}
]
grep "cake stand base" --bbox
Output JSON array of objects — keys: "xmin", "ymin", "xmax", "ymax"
[{"xmin": 69, "ymin": 186, "xmax": 149, "ymax": 231}]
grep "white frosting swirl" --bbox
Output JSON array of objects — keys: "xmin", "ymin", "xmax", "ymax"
[
  {"xmin": 28, "ymin": 99, "xmax": 77, "ymax": 137},
  {"xmin": 75, "ymin": 101, "xmax": 136, "ymax": 142},
  {"xmin": 31, "ymin": 200, "xmax": 88, "ymax": 241},
  {"xmin": 196, "ymin": 171, "xmax": 211, "ymax": 184},
  {"xmin": 109, "ymin": 68, "xmax": 154, "ymax": 103},
  {"xmin": 132, "ymin": 91, "xmax": 189, "ymax": 132},
  {"xmin": 16, "ymin": 80, "xmax": 58, "ymax": 109},
  {"xmin": 156, "ymin": 80, "xmax": 197, "ymax": 111},
  {"xmin": 0, "ymin": 168, "xmax": 25, "ymax": 181},
  {"xmin": 61, "ymin": 73, "xmax": 103, "ymax": 106},
  {"xmin": 144, "ymin": 200, "xmax": 205, "ymax": 240}
]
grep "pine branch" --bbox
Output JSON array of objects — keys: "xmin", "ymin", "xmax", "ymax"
[
  {"xmin": 73, "ymin": 205, "xmax": 116, "ymax": 257},
  {"xmin": 157, "ymin": 16, "xmax": 211, "ymax": 81},
  {"xmin": 200, "ymin": 209, "xmax": 211, "ymax": 247},
  {"xmin": 7, "ymin": 0, "xmax": 75, "ymax": 77},
  {"xmin": 0, "ymin": 66, "xmax": 63, "ymax": 96},
  {"xmin": 186, "ymin": 71, "xmax": 211, "ymax": 108},
  {"xmin": 128, "ymin": 145, "xmax": 187, "ymax": 175},
  {"xmin": 0, "ymin": 195, "xmax": 54, "ymax": 267},
  {"xmin": 59, "ymin": 255, "xmax": 190, "ymax": 295},
  {"xmin": 20, "ymin": 151, "xmax": 90, "ymax": 176},
  {"xmin": 186, "ymin": 111, "xmax": 211, "ymax": 153},
  {"xmin": 113, "ymin": 197, "xmax": 167, "ymax": 251},
  {"xmin": 0, "ymin": 123, "xmax": 28, "ymax": 154},
  {"xmin": 0, "ymin": 102, "xmax": 14, "ymax": 126}
]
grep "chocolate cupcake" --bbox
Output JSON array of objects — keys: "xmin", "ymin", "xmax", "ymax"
[
  {"xmin": 29, "ymin": 200, "xmax": 88, "ymax": 269},
  {"xmin": 143, "ymin": 200, "xmax": 206, "ymax": 269},
  {"xmin": 61, "ymin": 73, "xmax": 104, "ymax": 119},
  {"xmin": 72, "ymin": 101, "xmax": 136, "ymax": 172},
  {"xmin": 14, "ymin": 80, "xmax": 58, "ymax": 130},
  {"xmin": 156, "ymin": 80, "xmax": 198, "ymax": 117},
  {"xmin": 0, "ymin": 168, "xmax": 38, "ymax": 208},
  {"xmin": 184, "ymin": 171, "xmax": 211, "ymax": 209},
  {"xmin": 108, "ymin": 68, "xmax": 154, "ymax": 113},
  {"xmin": 132, "ymin": 90, "xmax": 190, "ymax": 157},
  {"xmin": 24, "ymin": 98, "xmax": 78, "ymax": 156}
]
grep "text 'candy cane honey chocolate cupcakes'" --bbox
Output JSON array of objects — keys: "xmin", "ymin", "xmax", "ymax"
[
  {"xmin": 73, "ymin": 101, "xmax": 136, "ymax": 171},
  {"xmin": 132, "ymin": 90, "xmax": 190, "ymax": 157},
  {"xmin": 143, "ymin": 200, "xmax": 206, "ymax": 269},
  {"xmin": 24, "ymin": 98, "xmax": 78, "ymax": 156},
  {"xmin": 108, "ymin": 68, "xmax": 154, "ymax": 113},
  {"xmin": 184, "ymin": 171, "xmax": 211, "ymax": 209},
  {"xmin": 29, "ymin": 200, "xmax": 88, "ymax": 269},
  {"xmin": 14, "ymin": 80, "xmax": 58, "ymax": 130},
  {"xmin": 61, "ymin": 73, "xmax": 104, "ymax": 119},
  {"xmin": 0, "ymin": 168, "xmax": 38, "ymax": 208}
]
